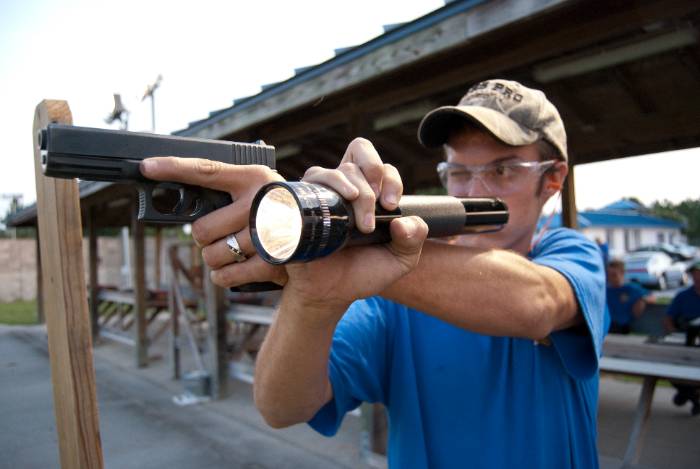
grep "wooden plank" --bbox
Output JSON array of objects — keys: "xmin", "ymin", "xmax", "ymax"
[
  {"xmin": 204, "ymin": 264, "xmax": 228, "ymax": 399},
  {"xmin": 603, "ymin": 334, "xmax": 700, "ymax": 366},
  {"xmin": 130, "ymin": 203, "xmax": 148, "ymax": 367},
  {"xmin": 35, "ymin": 231, "xmax": 44, "ymax": 324},
  {"xmin": 88, "ymin": 206, "xmax": 99, "ymax": 340},
  {"xmin": 32, "ymin": 100, "xmax": 104, "ymax": 468},
  {"xmin": 599, "ymin": 357, "xmax": 700, "ymax": 384},
  {"xmin": 226, "ymin": 303, "xmax": 276, "ymax": 325}
]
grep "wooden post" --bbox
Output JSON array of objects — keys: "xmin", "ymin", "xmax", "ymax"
[
  {"xmin": 32, "ymin": 100, "xmax": 104, "ymax": 468},
  {"xmin": 561, "ymin": 164, "xmax": 578, "ymax": 229},
  {"xmin": 131, "ymin": 201, "xmax": 148, "ymax": 367},
  {"xmin": 35, "ymin": 229, "xmax": 44, "ymax": 324},
  {"xmin": 154, "ymin": 226, "xmax": 162, "ymax": 288},
  {"xmin": 88, "ymin": 206, "xmax": 100, "ymax": 341},
  {"xmin": 204, "ymin": 264, "xmax": 228, "ymax": 399}
]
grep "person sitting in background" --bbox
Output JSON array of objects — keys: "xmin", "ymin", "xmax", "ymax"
[
  {"xmin": 606, "ymin": 259, "xmax": 650, "ymax": 334},
  {"xmin": 664, "ymin": 260, "xmax": 700, "ymax": 416}
]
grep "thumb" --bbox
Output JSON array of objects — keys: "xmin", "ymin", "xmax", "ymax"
[{"xmin": 388, "ymin": 216, "xmax": 429, "ymax": 260}]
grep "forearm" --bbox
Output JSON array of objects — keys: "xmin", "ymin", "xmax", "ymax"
[
  {"xmin": 254, "ymin": 289, "xmax": 342, "ymax": 428},
  {"xmin": 383, "ymin": 240, "xmax": 578, "ymax": 339}
]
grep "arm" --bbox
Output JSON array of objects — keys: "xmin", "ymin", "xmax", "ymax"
[
  {"xmin": 382, "ymin": 241, "xmax": 580, "ymax": 341},
  {"xmin": 253, "ymin": 291, "xmax": 339, "ymax": 428},
  {"xmin": 632, "ymin": 298, "xmax": 647, "ymax": 318}
]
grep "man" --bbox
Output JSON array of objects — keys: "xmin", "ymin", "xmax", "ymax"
[
  {"xmin": 141, "ymin": 79, "xmax": 606, "ymax": 468},
  {"xmin": 664, "ymin": 260, "xmax": 700, "ymax": 416},
  {"xmin": 606, "ymin": 259, "xmax": 649, "ymax": 334}
]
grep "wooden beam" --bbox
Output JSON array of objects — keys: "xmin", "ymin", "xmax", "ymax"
[
  {"xmin": 35, "ymin": 230, "xmax": 44, "ymax": 324},
  {"xmin": 88, "ymin": 206, "xmax": 99, "ymax": 340},
  {"xmin": 561, "ymin": 164, "xmax": 578, "ymax": 229},
  {"xmin": 204, "ymin": 264, "xmax": 228, "ymax": 399},
  {"xmin": 154, "ymin": 227, "xmax": 162, "ymax": 289},
  {"xmin": 32, "ymin": 100, "xmax": 104, "ymax": 468},
  {"xmin": 130, "ymin": 201, "xmax": 148, "ymax": 367}
]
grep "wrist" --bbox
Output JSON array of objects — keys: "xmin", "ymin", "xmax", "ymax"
[{"xmin": 279, "ymin": 283, "xmax": 351, "ymax": 330}]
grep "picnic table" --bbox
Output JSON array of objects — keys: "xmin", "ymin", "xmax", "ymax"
[{"xmin": 600, "ymin": 334, "xmax": 700, "ymax": 468}]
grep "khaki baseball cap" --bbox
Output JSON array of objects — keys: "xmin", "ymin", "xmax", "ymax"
[{"xmin": 418, "ymin": 79, "xmax": 568, "ymax": 161}]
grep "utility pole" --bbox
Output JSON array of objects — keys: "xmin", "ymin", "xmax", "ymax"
[{"xmin": 142, "ymin": 74, "xmax": 162, "ymax": 133}]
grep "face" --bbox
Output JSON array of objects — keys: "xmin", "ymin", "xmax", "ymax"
[
  {"xmin": 691, "ymin": 269, "xmax": 700, "ymax": 288},
  {"xmin": 443, "ymin": 129, "xmax": 567, "ymax": 254},
  {"xmin": 607, "ymin": 265, "xmax": 625, "ymax": 287}
]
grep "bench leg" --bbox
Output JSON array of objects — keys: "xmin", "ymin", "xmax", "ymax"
[{"xmin": 621, "ymin": 376, "xmax": 657, "ymax": 468}]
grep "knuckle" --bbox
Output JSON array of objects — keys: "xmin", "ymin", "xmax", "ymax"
[
  {"xmin": 195, "ymin": 159, "xmax": 223, "ymax": 176},
  {"xmin": 358, "ymin": 189, "xmax": 376, "ymax": 204},
  {"xmin": 338, "ymin": 162, "xmax": 358, "ymax": 174},
  {"xmin": 303, "ymin": 166, "xmax": 323, "ymax": 178},
  {"xmin": 200, "ymin": 246, "xmax": 215, "ymax": 267},
  {"xmin": 190, "ymin": 220, "xmax": 209, "ymax": 245},
  {"xmin": 350, "ymin": 137, "xmax": 371, "ymax": 148}
]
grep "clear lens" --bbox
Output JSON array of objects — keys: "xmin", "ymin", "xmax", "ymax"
[
  {"xmin": 437, "ymin": 160, "xmax": 555, "ymax": 195},
  {"xmin": 255, "ymin": 187, "xmax": 303, "ymax": 262}
]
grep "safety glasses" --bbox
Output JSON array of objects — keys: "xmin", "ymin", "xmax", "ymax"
[{"xmin": 437, "ymin": 160, "xmax": 556, "ymax": 195}]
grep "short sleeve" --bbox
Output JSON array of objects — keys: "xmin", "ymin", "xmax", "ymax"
[
  {"xmin": 531, "ymin": 229, "xmax": 607, "ymax": 380},
  {"xmin": 666, "ymin": 292, "xmax": 684, "ymax": 318},
  {"xmin": 308, "ymin": 297, "xmax": 392, "ymax": 436},
  {"xmin": 629, "ymin": 283, "xmax": 648, "ymax": 302}
]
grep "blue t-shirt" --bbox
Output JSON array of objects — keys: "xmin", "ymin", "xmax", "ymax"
[
  {"xmin": 607, "ymin": 283, "xmax": 647, "ymax": 326},
  {"xmin": 666, "ymin": 287, "xmax": 700, "ymax": 322},
  {"xmin": 308, "ymin": 228, "xmax": 607, "ymax": 468}
]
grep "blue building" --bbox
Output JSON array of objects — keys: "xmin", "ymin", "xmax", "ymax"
[{"xmin": 538, "ymin": 200, "xmax": 685, "ymax": 258}]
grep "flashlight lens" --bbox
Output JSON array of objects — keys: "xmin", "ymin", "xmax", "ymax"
[{"xmin": 255, "ymin": 187, "xmax": 303, "ymax": 262}]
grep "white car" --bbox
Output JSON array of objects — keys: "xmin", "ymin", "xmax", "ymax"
[{"xmin": 623, "ymin": 251, "xmax": 685, "ymax": 290}]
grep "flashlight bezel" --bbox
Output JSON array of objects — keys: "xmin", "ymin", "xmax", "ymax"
[{"xmin": 250, "ymin": 181, "xmax": 305, "ymax": 265}]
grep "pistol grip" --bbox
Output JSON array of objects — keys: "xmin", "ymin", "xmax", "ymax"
[{"xmin": 137, "ymin": 183, "xmax": 232, "ymax": 223}]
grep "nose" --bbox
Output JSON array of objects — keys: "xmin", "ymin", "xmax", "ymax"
[{"xmin": 462, "ymin": 176, "xmax": 491, "ymax": 197}]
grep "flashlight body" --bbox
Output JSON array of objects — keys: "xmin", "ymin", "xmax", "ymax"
[
  {"xmin": 250, "ymin": 182, "xmax": 508, "ymax": 265},
  {"xmin": 349, "ymin": 195, "xmax": 508, "ymax": 246}
]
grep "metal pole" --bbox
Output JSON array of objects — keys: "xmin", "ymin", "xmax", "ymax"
[{"xmin": 150, "ymin": 93, "xmax": 156, "ymax": 133}]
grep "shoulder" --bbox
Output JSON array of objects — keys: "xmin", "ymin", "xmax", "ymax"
[
  {"xmin": 673, "ymin": 287, "xmax": 696, "ymax": 301},
  {"xmin": 531, "ymin": 228, "xmax": 601, "ymax": 263}
]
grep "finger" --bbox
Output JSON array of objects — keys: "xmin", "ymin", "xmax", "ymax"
[
  {"xmin": 140, "ymin": 157, "xmax": 280, "ymax": 196},
  {"xmin": 210, "ymin": 255, "xmax": 287, "ymax": 288},
  {"xmin": 379, "ymin": 163, "xmax": 403, "ymax": 210},
  {"xmin": 191, "ymin": 199, "xmax": 249, "ymax": 247},
  {"xmin": 388, "ymin": 216, "xmax": 429, "ymax": 258},
  {"xmin": 201, "ymin": 230, "xmax": 253, "ymax": 269},
  {"xmin": 302, "ymin": 167, "xmax": 360, "ymax": 200},
  {"xmin": 341, "ymin": 138, "xmax": 385, "ymax": 197},
  {"xmin": 338, "ymin": 162, "xmax": 377, "ymax": 233}
]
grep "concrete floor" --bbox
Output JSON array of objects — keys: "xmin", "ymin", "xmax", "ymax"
[{"xmin": 1, "ymin": 325, "xmax": 699, "ymax": 469}]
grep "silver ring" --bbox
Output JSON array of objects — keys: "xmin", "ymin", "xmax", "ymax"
[{"xmin": 226, "ymin": 234, "xmax": 247, "ymax": 263}]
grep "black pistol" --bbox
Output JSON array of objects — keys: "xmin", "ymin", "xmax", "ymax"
[
  {"xmin": 38, "ymin": 124, "xmax": 276, "ymax": 223},
  {"xmin": 38, "ymin": 124, "xmax": 280, "ymax": 291}
]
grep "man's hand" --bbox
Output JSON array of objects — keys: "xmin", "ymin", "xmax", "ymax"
[
  {"xmin": 286, "ymin": 137, "xmax": 428, "ymax": 316},
  {"xmin": 140, "ymin": 157, "xmax": 288, "ymax": 287}
]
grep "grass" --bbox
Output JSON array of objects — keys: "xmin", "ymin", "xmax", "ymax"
[{"xmin": 0, "ymin": 300, "xmax": 38, "ymax": 325}]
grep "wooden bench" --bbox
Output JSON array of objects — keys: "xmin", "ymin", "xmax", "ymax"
[{"xmin": 225, "ymin": 303, "xmax": 275, "ymax": 383}]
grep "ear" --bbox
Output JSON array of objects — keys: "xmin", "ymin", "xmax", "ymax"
[{"xmin": 541, "ymin": 162, "xmax": 568, "ymax": 200}]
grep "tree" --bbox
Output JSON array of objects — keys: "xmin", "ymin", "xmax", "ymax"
[{"xmin": 650, "ymin": 198, "xmax": 700, "ymax": 245}]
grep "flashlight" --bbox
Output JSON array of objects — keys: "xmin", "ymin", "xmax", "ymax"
[{"xmin": 250, "ymin": 181, "xmax": 508, "ymax": 265}]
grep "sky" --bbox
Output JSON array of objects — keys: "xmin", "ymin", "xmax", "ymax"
[{"xmin": 1, "ymin": 0, "xmax": 698, "ymax": 220}]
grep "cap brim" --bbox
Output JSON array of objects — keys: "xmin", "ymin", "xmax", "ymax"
[{"xmin": 418, "ymin": 105, "xmax": 539, "ymax": 148}]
